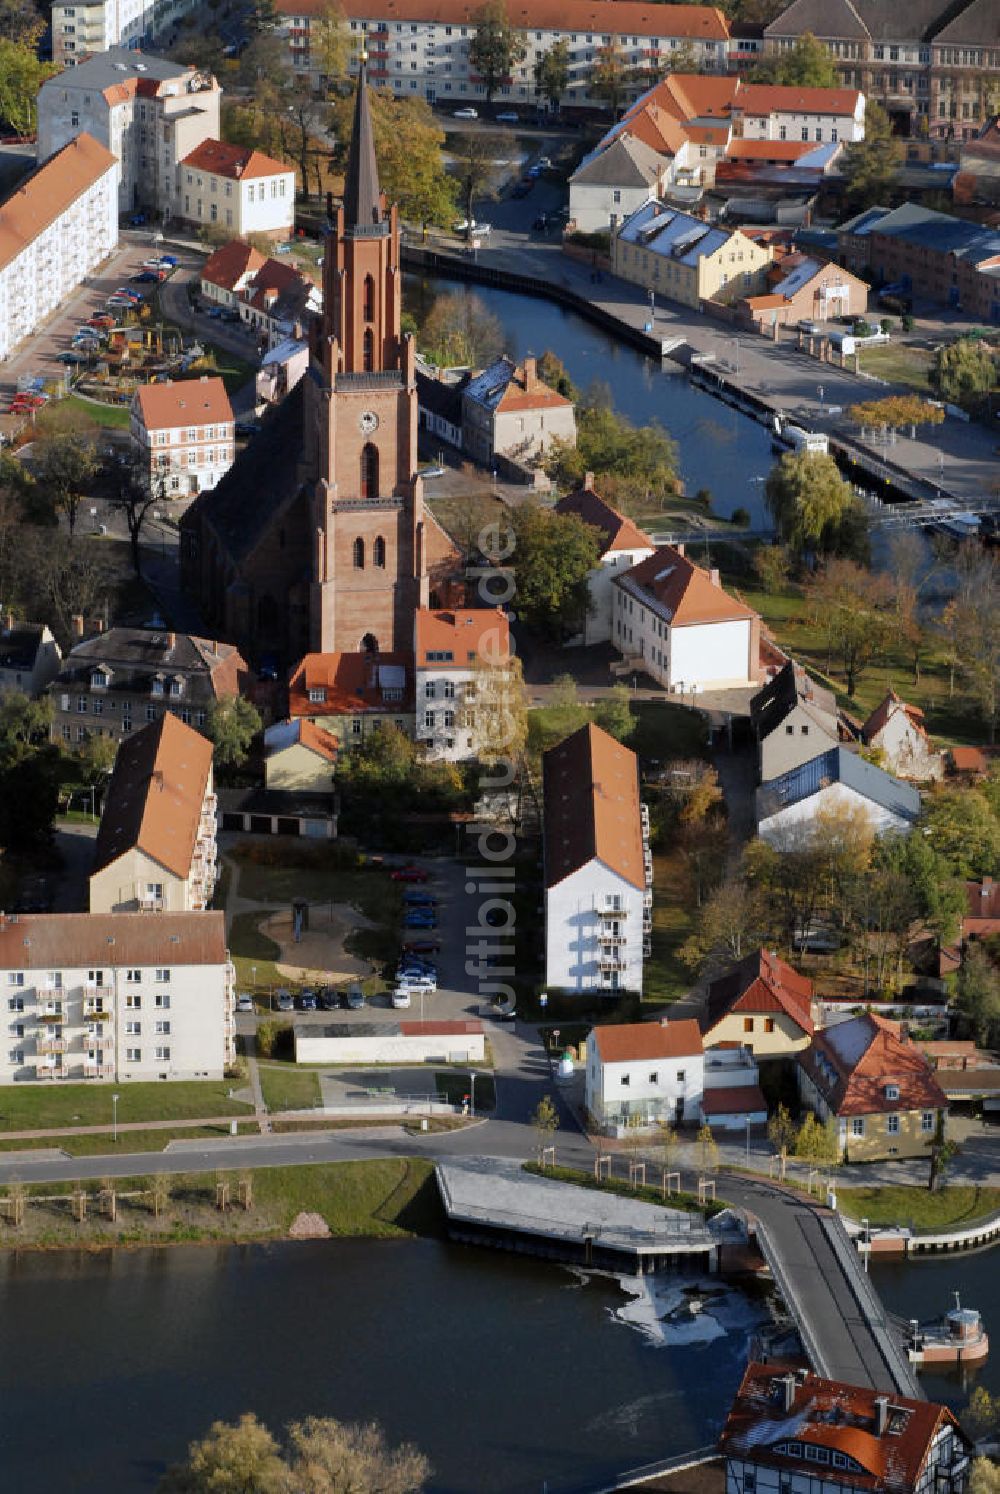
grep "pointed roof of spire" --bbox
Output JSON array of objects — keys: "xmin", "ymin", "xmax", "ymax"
[{"xmin": 342, "ymin": 60, "xmax": 382, "ymax": 233}]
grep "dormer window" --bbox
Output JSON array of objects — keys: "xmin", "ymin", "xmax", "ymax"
[
  {"xmin": 90, "ymin": 667, "xmax": 111, "ymax": 690},
  {"xmin": 151, "ymin": 675, "xmax": 165, "ymax": 698},
  {"xmin": 169, "ymin": 676, "xmax": 184, "ymax": 699},
  {"xmin": 308, "ymin": 687, "xmax": 326, "ymax": 704},
  {"xmin": 885, "ymin": 1083, "xmax": 899, "ymax": 1100}
]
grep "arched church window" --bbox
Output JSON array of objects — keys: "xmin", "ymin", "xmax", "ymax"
[
  {"xmin": 361, "ymin": 442, "xmax": 379, "ymax": 498},
  {"xmin": 353, "ymin": 537, "xmax": 365, "ymax": 569},
  {"xmin": 363, "ymin": 274, "xmax": 375, "ymax": 322},
  {"xmin": 373, "ymin": 535, "xmax": 386, "ymax": 568},
  {"xmin": 363, "ymin": 327, "xmax": 374, "ymax": 372}
]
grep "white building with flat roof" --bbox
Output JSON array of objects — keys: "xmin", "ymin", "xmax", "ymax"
[
  {"xmin": 51, "ymin": 0, "xmax": 203, "ymax": 65},
  {"xmin": 0, "ymin": 910, "xmax": 234, "ymax": 1084},
  {"xmin": 0, "ymin": 134, "xmax": 117, "ymax": 363}
]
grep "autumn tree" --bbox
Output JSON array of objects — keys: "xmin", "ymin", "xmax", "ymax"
[
  {"xmin": 767, "ymin": 1104, "xmax": 797, "ymax": 1161},
  {"xmin": 969, "ymin": 1460, "xmax": 1000, "ymax": 1494},
  {"xmin": 450, "ymin": 128, "xmax": 509, "ymax": 237},
  {"xmin": 795, "ymin": 1113, "xmax": 839, "ymax": 1164},
  {"xmin": 802, "ymin": 558, "xmax": 892, "ymax": 696},
  {"xmin": 591, "ymin": 42, "xmax": 632, "ymax": 115},
  {"xmin": 918, "ymin": 785, "xmax": 1000, "ymax": 880},
  {"xmin": 592, "ymin": 684, "xmax": 635, "ymax": 743},
  {"xmin": 765, "ymin": 451, "xmax": 859, "ymax": 556},
  {"xmin": 30, "ymin": 407, "xmax": 100, "ymax": 538},
  {"xmin": 312, "ymin": 0, "xmax": 349, "ymax": 89},
  {"xmin": 468, "ymin": 0, "xmax": 526, "ymax": 102},
  {"xmin": 955, "ymin": 945, "xmax": 1000, "ymax": 1046},
  {"xmin": 848, "ymin": 395, "xmax": 945, "ymax": 439},
  {"xmin": 206, "ymin": 697, "xmax": 262, "ymax": 767},
  {"xmin": 840, "ymin": 102, "xmax": 903, "ymax": 212},
  {"xmin": 0, "ymin": 39, "xmax": 57, "ymax": 137},
  {"xmin": 695, "ymin": 1121, "xmax": 720, "ymax": 1174},
  {"xmin": 544, "ymin": 386, "xmax": 678, "ymax": 515},
  {"xmin": 331, "ymin": 90, "xmax": 456, "ymax": 226},
  {"xmin": 533, "ymin": 39, "xmax": 570, "ymax": 113},
  {"xmin": 110, "ymin": 461, "xmax": 165, "ymax": 577},
  {"xmin": 679, "ymin": 876, "xmax": 767, "ymax": 973},
  {"xmin": 510, "ymin": 504, "xmax": 601, "ymax": 640},
  {"xmin": 947, "ymin": 552, "xmax": 1000, "ymax": 740},
  {"xmin": 419, "ymin": 291, "xmax": 503, "ymax": 368},
  {"xmin": 532, "ymin": 1094, "xmax": 559, "ymax": 1159},
  {"xmin": 753, "ymin": 544, "xmax": 792, "ymax": 594},
  {"xmin": 932, "ymin": 337, "xmax": 999, "ymax": 411},
  {"xmin": 470, "ymin": 652, "xmax": 529, "ymax": 764},
  {"xmin": 0, "ymin": 0, "xmax": 44, "ymax": 46},
  {"xmin": 926, "ymin": 1111, "xmax": 958, "ymax": 1193},
  {"xmin": 751, "ymin": 32, "xmax": 837, "ymax": 87}
]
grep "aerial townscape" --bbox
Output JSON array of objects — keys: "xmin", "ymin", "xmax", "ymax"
[{"xmin": 0, "ymin": 0, "xmax": 998, "ymax": 1487}]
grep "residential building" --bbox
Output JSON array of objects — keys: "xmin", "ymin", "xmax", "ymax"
[
  {"xmin": 131, "ymin": 376, "xmax": 235, "ymax": 498},
  {"xmin": 0, "ymin": 619, "xmax": 62, "ymax": 699},
  {"xmin": 200, "ymin": 238, "xmax": 267, "ymax": 309},
  {"xmin": 963, "ymin": 877, "xmax": 999, "ymax": 944},
  {"xmin": 0, "ymin": 909, "xmax": 234, "ymax": 1083},
  {"xmin": 263, "ymin": 718, "xmax": 338, "ymax": 793},
  {"xmin": 585, "ymin": 1017, "xmax": 704, "ymax": 1132},
  {"xmin": 836, "ymin": 201, "xmax": 1000, "ymax": 319},
  {"xmin": 720, "ymin": 1362, "xmax": 974, "ymax": 1493},
  {"xmin": 798, "ymin": 1014, "xmax": 948, "ymax": 1161},
  {"xmin": 861, "ymin": 689, "xmax": 943, "ymax": 780},
  {"xmin": 957, "ymin": 117, "xmax": 1000, "ymax": 207},
  {"xmin": 181, "ymin": 66, "xmax": 461, "ymax": 664},
  {"xmin": 177, "ymin": 139, "xmax": 295, "ymax": 239},
  {"xmin": 612, "ymin": 544, "xmax": 761, "ymax": 692},
  {"xmin": 257, "ymin": 336, "xmax": 310, "ymax": 405},
  {"xmin": 569, "ymin": 134, "xmax": 671, "ymax": 235},
  {"xmin": 612, "ymin": 201, "xmax": 773, "ymax": 309},
  {"xmin": 238, "ymin": 256, "xmax": 322, "ymax": 350},
  {"xmin": 749, "ymin": 659, "xmax": 840, "ymax": 782},
  {"xmin": 295, "ymin": 1018, "xmax": 485, "ymax": 1066},
  {"xmin": 741, "ymin": 253, "xmax": 869, "ymax": 331},
  {"xmin": 288, "ymin": 650, "xmax": 415, "ymax": 745},
  {"xmin": 89, "ymin": 713, "xmax": 218, "ymax": 914},
  {"xmin": 946, "ymin": 745, "xmax": 999, "ymax": 779},
  {"xmin": 0, "ymin": 134, "xmax": 117, "ymax": 364},
  {"xmin": 730, "ymin": 82, "xmax": 865, "ymax": 143},
  {"xmin": 416, "ymin": 367, "xmax": 464, "ymax": 449},
  {"xmin": 700, "ymin": 949, "xmax": 814, "ymax": 1056},
  {"xmin": 277, "ymin": 0, "xmax": 731, "ymax": 105},
  {"xmin": 414, "ymin": 606, "xmax": 511, "ymax": 761},
  {"xmin": 555, "ymin": 476, "xmax": 654, "ymax": 645},
  {"xmin": 49, "ymin": 626, "xmax": 247, "ymax": 747},
  {"xmin": 757, "ymin": 747, "xmax": 921, "ymax": 845},
  {"xmin": 51, "ymin": 0, "xmax": 202, "ymax": 65},
  {"xmin": 699, "ymin": 1044, "xmax": 768, "ymax": 1132},
  {"xmin": 763, "ymin": 0, "xmax": 1000, "ymax": 142},
  {"xmin": 543, "ymin": 722, "xmax": 651, "ymax": 995},
  {"xmin": 37, "ymin": 50, "xmax": 221, "ymax": 217},
  {"xmin": 461, "ymin": 355, "xmax": 576, "ymax": 468}
]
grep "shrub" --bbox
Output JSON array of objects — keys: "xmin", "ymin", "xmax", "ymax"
[
  {"xmin": 731, "ymin": 506, "xmax": 750, "ymax": 527},
  {"xmin": 901, "ymin": 313, "xmax": 914, "ymax": 332}
]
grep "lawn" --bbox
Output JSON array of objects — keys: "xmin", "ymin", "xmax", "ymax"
[
  {"xmin": 857, "ymin": 342, "xmax": 934, "ymax": 393},
  {"xmin": 644, "ymin": 847, "xmax": 695, "ymax": 1006},
  {"xmin": 0, "ymin": 1122, "xmax": 258, "ymax": 1155},
  {"xmin": 195, "ymin": 342, "xmax": 258, "ymax": 395},
  {"xmin": 228, "ymin": 911, "xmax": 287, "ymax": 993},
  {"xmin": 527, "ymin": 698, "xmax": 706, "ymax": 761},
  {"xmin": 0, "ymin": 1080, "xmax": 252, "ymax": 1134},
  {"xmin": 731, "ymin": 575, "xmax": 989, "ymax": 746},
  {"xmin": 60, "ymin": 393, "xmax": 132, "ymax": 429},
  {"xmin": 258, "ymin": 1063, "xmax": 322, "ymax": 1113},
  {"xmin": 425, "ymin": 489, "xmax": 508, "ymax": 552},
  {"xmin": 837, "ymin": 1184, "xmax": 1000, "ymax": 1233},
  {"xmin": 249, "ymin": 1157, "xmax": 441, "ymax": 1236}
]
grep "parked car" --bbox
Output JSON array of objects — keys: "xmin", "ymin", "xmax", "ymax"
[
  {"xmin": 404, "ymin": 912, "xmax": 437, "ymax": 929},
  {"xmin": 57, "ymin": 351, "xmax": 86, "ymax": 364},
  {"xmin": 142, "ymin": 258, "xmax": 164, "ymax": 269},
  {"xmin": 402, "ymin": 890, "xmax": 436, "ymax": 906},
  {"xmin": 391, "ymin": 866, "xmax": 429, "ymax": 883},
  {"xmin": 398, "ymin": 973, "xmax": 436, "ymax": 992},
  {"xmin": 496, "ymin": 110, "xmax": 518, "ymax": 122},
  {"xmin": 88, "ymin": 315, "xmax": 115, "ymax": 329},
  {"xmin": 317, "ymin": 986, "xmax": 339, "ymax": 1011},
  {"xmin": 418, "ymin": 465, "xmax": 446, "ymax": 479},
  {"xmin": 453, "ymin": 219, "xmax": 491, "ymax": 235},
  {"xmin": 158, "ymin": 254, "xmax": 179, "ymax": 266},
  {"xmin": 236, "ymin": 993, "xmax": 255, "ymax": 1013},
  {"xmin": 453, "ymin": 107, "xmax": 478, "ymax": 119},
  {"xmin": 346, "ymin": 984, "xmax": 365, "ymax": 1011},
  {"xmin": 131, "ymin": 271, "xmax": 158, "ymax": 283},
  {"xmin": 129, "ymin": 212, "xmax": 146, "ymax": 226},
  {"xmin": 297, "ymin": 989, "xmax": 318, "ymax": 1011},
  {"xmin": 391, "ymin": 987, "xmax": 412, "ymax": 1009},
  {"xmin": 403, "ymin": 940, "xmax": 440, "ymax": 955},
  {"xmin": 274, "ymin": 988, "xmax": 294, "ymax": 1012}
]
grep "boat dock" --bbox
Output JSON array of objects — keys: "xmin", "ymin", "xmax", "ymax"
[{"xmin": 436, "ymin": 1158, "xmax": 719, "ymax": 1273}]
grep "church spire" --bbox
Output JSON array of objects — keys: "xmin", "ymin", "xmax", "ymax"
[{"xmin": 342, "ymin": 57, "xmax": 382, "ymax": 233}]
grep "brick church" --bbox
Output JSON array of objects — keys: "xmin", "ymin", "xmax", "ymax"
[{"xmin": 181, "ymin": 65, "xmax": 459, "ymax": 663}]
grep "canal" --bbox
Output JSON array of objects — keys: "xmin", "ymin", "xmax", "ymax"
[
  {"xmin": 405, "ymin": 275, "xmax": 778, "ymax": 529},
  {"xmin": 0, "ymin": 1239, "xmax": 766, "ymax": 1493}
]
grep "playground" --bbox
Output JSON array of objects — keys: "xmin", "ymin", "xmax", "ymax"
[{"xmin": 259, "ymin": 900, "xmax": 376, "ymax": 985}]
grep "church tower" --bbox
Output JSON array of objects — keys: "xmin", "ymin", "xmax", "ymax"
[{"xmin": 306, "ymin": 62, "xmax": 428, "ymax": 654}]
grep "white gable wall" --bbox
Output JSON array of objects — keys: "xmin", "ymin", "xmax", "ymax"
[
  {"xmin": 585, "ymin": 1032, "xmax": 704, "ymax": 1129},
  {"xmin": 670, "ymin": 619, "xmax": 752, "ymax": 690},
  {"xmin": 583, "ymin": 547, "xmax": 655, "ymax": 645},
  {"xmin": 545, "ymin": 860, "xmax": 646, "ymax": 995},
  {"xmin": 759, "ymin": 781, "xmax": 913, "ymax": 845}
]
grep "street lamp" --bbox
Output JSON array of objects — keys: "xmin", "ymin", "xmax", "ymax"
[
  {"xmin": 469, "ymin": 1070, "xmax": 477, "ymax": 1118},
  {"xmin": 112, "ymin": 1091, "xmax": 119, "ymax": 1144},
  {"xmin": 817, "ymin": 383, "xmax": 825, "ymax": 412},
  {"xmin": 251, "ymin": 965, "xmax": 257, "ymax": 996}
]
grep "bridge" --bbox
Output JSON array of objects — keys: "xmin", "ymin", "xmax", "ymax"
[{"xmin": 723, "ymin": 1175, "xmax": 923, "ymax": 1399}]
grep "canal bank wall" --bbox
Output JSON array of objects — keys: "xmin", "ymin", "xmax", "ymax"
[{"xmin": 844, "ymin": 1208, "xmax": 1000, "ymax": 1258}]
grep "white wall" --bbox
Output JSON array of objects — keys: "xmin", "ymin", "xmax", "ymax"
[
  {"xmin": 570, "ymin": 181, "xmax": 656, "ymax": 234},
  {"xmin": 294, "ymin": 1029, "xmax": 485, "ymax": 1064},
  {"xmin": 759, "ymin": 781, "xmax": 912, "ymax": 845},
  {"xmin": 585, "ymin": 1034, "xmax": 704, "ymax": 1128},
  {"xmin": 239, "ymin": 173, "xmax": 295, "ymax": 236},
  {"xmin": 583, "ymin": 548, "xmax": 654, "ymax": 645},
  {"xmin": 670, "ymin": 620, "xmax": 752, "ymax": 690},
  {"xmin": 545, "ymin": 862, "xmax": 646, "ymax": 994}
]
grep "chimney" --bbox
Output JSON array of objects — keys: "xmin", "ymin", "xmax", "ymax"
[
  {"xmin": 874, "ymin": 1396, "xmax": 889, "ymax": 1436},
  {"xmin": 781, "ymin": 1374, "xmax": 797, "ymax": 1414},
  {"xmin": 71, "ymin": 614, "xmax": 85, "ymax": 638},
  {"xmin": 710, "ymin": 568, "xmax": 720, "ymax": 587},
  {"xmin": 675, "ymin": 543, "xmax": 685, "ymax": 558},
  {"xmin": 523, "ymin": 355, "xmax": 537, "ymax": 391},
  {"xmin": 583, "ymin": 471, "xmax": 595, "ymax": 491},
  {"xmin": 94, "ymin": 618, "xmax": 105, "ymax": 634},
  {"xmin": 167, "ymin": 632, "xmax": 176, "ymax": 650}
]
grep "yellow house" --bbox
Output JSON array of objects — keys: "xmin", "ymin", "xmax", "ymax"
[
  {"xmin": 89, "ymin": 714, "xmax": 217, "ymax": 914},
  {"xmin": 612, "ymin": 201, "xmax": 772, "ymax": 310},
  {"xmin": 701, "ymin": 949, "xmax": 814, "ymax": 1057},
  {"xmin": 798, "ymin": 1015, "xmax": 949, "ymax": 1163},
  {"xmin": 264, "ymin": 719, "xmax": 338, "ymax": 795}
]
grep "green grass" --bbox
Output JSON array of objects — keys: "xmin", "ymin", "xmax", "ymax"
[
  {"xmin": 523, "ymin": 1161, "xmax": 722, "ymax": 1216},
  {"xmin": 258, "ymin": 1063, "xmax": 322, "ymax": 1113},
  {"xmin": 0, "ymin": 1122, "xmax": 258, "ymax": 1155},
  {"xmin": 0, "ymin": 1080, "xmax": 252, "ymax": 1134},
  {"xmin": 630, "ymin": 700, "xmax": 709, "ymax": 761},
  {"xmin": 60, "ymin": 393, "xmax": 133, "ymax": 428},
  {"xmin": 192, "ymin": 343, "xmax": 258, "ymax": 395},
  {"xmin": 857, "ymin": 342, "xmax": 933, "ymax": 393},
  {"xmin": 228, "ymin": 910, "xmax": 286, "ymax": 992},
  {"xmin": 250, "ymin": 1157, "xmax": 441, "ymax": 1236},
  {"xmin": 644, "ymin": 847, "xmax": 695, "ymax": 1005},
  {"xmin": 837, "ymin": 1185, "xmax": 1000, "ymax": 1234}
]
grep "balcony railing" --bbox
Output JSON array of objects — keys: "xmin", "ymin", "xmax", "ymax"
[
  {"xmin": 83, "ymin": 1063, "xmax": 114, "ymax": 1079},
  {"xmin": 139, "ymin": 896, "xmax": 164, "ymax": 912},
  {"xmin": 36, "ymin": 1065, "xmax": 67, "ymax": 1080},
  {"xmin": 37, "ymin": 1037, "xmax": 66, "ymax": 1055},
  {"xmin": 599, "ymin": 955, "xmax": 628, "ymax": 971},
  {"xmin": 598, "ymin": 902, "xmax": 628, "ymax": 918},
  {"xmin": 85, "ymin": 984, "xmax": 114, "ymax": 999},
  {"xmin": 85, "ymin": 1034, "xmax": 114, "ymax": 1051}
]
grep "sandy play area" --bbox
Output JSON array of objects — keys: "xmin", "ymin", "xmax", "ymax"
[{"xmin": 261, "ymin": 903, "xmax": 375, "ymax": 983}]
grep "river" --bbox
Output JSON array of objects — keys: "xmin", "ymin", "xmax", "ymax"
[
  {"xmin": 0, "ymin": 1239, "xmax": 767, "ymax": 1493},
  {"xmin": 406, "ymin": 275, "xmax": 778, "ymax": 529}
]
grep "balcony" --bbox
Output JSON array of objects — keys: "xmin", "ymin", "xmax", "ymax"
[
  {"xmin": 37, "ymin": 1037, "xmax": 66, "ymax": 1056},
  {"xmin": 39, "ymin": 1009, "xmax": 65, "ymax": 1024},
  {"xmin": 85, "ymin": 983, "xmax": 114, "ymax": 999},
  {"xmin": 138, "ymin": 895, "xmax": 164, "ymax": 912},
  {"xmin": 35, "ymin": 1064, "xmax": 67, "ymax": 1080},
  {"xmin": 85, "ymin": 1033, "xmax": 114, "ymax": 1051},
  {"xmin": 598, "ymin": 902, "xmax": 628, "ymax": 918},
  {"xmin": 598, "ymin": 954, "xmax": 628, "ymax": 972},
  {"xmin": 83, "ymin": 1063, "xmax": 114, "ymax": 1079}
]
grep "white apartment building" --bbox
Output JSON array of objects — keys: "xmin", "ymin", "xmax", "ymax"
[
  {"xmin": 89, "ymin": 713, "xmax": 218, "ymax": 915},
  {"xmin": 730, "ymin": 83, "xmax": 866, "ymax": 143},
  {"xmin": 0, "ymin": 910, "xmax": 234, "ymax": 1084},
  {"xmin": 0, "ymin": 133, "xmax": 117, "ymax": 363},
  {"xmin": 37, "ymin": 50, "xmax": 221, "ymax": 217},
  {"xmin": 51, "ymin": 0, "xmax": 202, "ymax": 65},
  {"xmin": 543, "ymin": 722, "xmax": 652, "ymax": 995},
  {"xmin": 277, "ymin": 0, "xmax": 731, "ymax": 106},
  {"xmin": 612, "ymin": 544, "xmax": 761, "ymax": 693},
  {"xmin": 414, "ymin": 606, "xmax": 511, "ymax": 762},
  {"xmin": 586, "ymin": 1018, "xmax": 704, "ymax": 1132},
  {"xmin": 130, "ymin": 375, "xmax": 235, "ymax": 497},
  {"xmin": 178, "ymin": 140, "xmax": 296, "ymax": 240},
  {"xmin": 554, "ymin": 476, "xmax": 654, "ymax": 645}
]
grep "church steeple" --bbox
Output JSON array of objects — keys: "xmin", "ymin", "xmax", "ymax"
[{"xmin": 342, "ymin": 59, "xmax": 383, "ymax": 234}]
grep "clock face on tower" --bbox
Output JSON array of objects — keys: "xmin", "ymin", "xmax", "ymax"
[{"xmin": 359, "ymin": 410, "xmax": 379, "ymax": 434}]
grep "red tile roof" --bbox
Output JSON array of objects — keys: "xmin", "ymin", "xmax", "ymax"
[
  {"xmin": 0, "ymin": 134, "xmax": 116, "ymax": 275},
  {"xmin": 181, "ymin": 139, "xmax": 291, "ymax": 180},
  {"xmin": 92, "ymin": 713, "xmax": 213, "ymax": 882},
  {"xmin": 965, "ymin": 878, "xmax": 1000, "ymax": 938},
  {"xmin": 398, "ymin": 1020, "xmax": 484, "ymax": 1036},
  {"xmin": 700, "ymin": 1084, "xmax": 766, "ymax": 1115},
  {"xmin": 288, "ymin": 651, "xmax": 414, "ymax": 720},
  {"xmin": 726, "ymin": 138, "xmax": 817, "ymax": 162},
  {"xmin": 543, "ymin": 722, "xmax": 644, "ymax": 891},
  {"xmin": 279, "ymin": 0, "xmax": 730, "ymax": 40},
  {"xmin": 720, "ymin": 1362, "xmax": 968, "ymax": 1493},
  {"xmin": 734, "ymin": 84, "xmax": 862, "ymax": 117},
  {"xmin": 861, "ymin": 690, "xmax": 926, "ymax": 746},
  {"xmin": 702, "ymin": 950, "xmax": 814, "ymax": 1037},
  {"xmin": 414, "ymin": 608, "xmax": 510, "ymax": 669},
  {"xmin": 948, "ymin": 745, "xmax": 995, "ymax": 775},
  {"xmin": 617, "ymin": 545, "xmax": 757, "ymax": 625},
  {"xmin": 591, "ymin": 1017, "xmax": 703, "ymax": 1064},
  {"xmin": 555, "ymin": 479, "xmax": 654, "ymax": 555},
  {"xmin": 0, "ymin": 910, "xmax": 227, "ymax": 968},
  {"xmin": 134, "ymin": 375, "xmax": 233, "ymax": 432},
  {"xmin": 201, "ymin": 239, "xmax": 266, "ymax": 292},
  {"xmin": 800, "ymin": 1015, "xmax": 947, "ymax": 1118}
]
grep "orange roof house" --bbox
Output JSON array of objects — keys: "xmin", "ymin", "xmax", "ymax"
[
  {"xmin": 861, "ymin": 689, "xmax": 942, "ymax": 781},
  {"xmin": 720, "ymin": 1363, "xmax": 972, "ymax": 1494},
  {"xmin": 414, "ymin": 608, "xmax": 510, "ymax": 670},
  {"xmin": 702, "ymin": 949, "xmax": 814, "ymax": 1053},
  {"xmin": 133, "ymin": 376, "xmax": 234, "ymax": 432},
  {"xmin": 555, "ymin": 474, "xmax": 654, "ymax": 558},
  {"xmin": 288, "ymin": 651, "xmax": 414, "ymax": 737},
  {"xmin": 461, "ymin": 355, "xmax": 576, "ymax": 467},
  {"xmin": 201, "ymin": 239, "xmax": 266, "ymax": 297},
  {"xmin": 181, "ymin": 140, "xmax": 291, "ymax": 181},
  {"xmin": 0, "ymin": 133, "xmax": 117, "ymax": 276},
  {"xmin": 543, "ymin": 721, "xmax": 645, "ymax": 893},
  {"xmin": 591, "ymin": 1017, "xmax": 703, "ymax": 1064}
]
